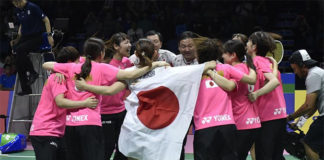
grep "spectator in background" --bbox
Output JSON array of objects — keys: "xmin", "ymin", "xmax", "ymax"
[
  {"xmin": 11, "ymin": 0, "xmax": 53, "ymax": 95},
  {"xmin": 129, "ymin": 30, "xmax": 176, "ymax": 66},
  {"xmin": 0, "ymin": 64, "xmax": 16, "ymax": 91}
]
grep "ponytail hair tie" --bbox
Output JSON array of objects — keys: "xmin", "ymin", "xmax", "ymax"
[
  {"xmin": 86, "ymin": 55, "xmax": 92, "ymax": 59},
  {"xmin": 141, "ymin": 52, "xmax": 145, "ymax": 56}
]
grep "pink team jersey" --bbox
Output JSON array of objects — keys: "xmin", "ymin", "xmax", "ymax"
[
  {"xmin": 253, "ymin": 56, "xmax": 287, "ymax": 122},
  {"xmin": 194, "ymin": 64, "xmax": 244, "ymax": 130},
  {"xmin": 29, "ymin": 74, "xmax": 68, "ymax": 137},
  {"xmin": 54, "ymin": 61, "xmax": 119, "ymax": 126},
  {"xmin": 101, "ymin": 57, "xmax": 133, "ymax": 114},
  {"xmin": 231, "ymin": 63, "xmax": 261, "ymax": 130}
]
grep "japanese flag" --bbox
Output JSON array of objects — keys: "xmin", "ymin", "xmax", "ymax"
[{"xmin": 118, "ymin": 64, "xmax": 205, "ymax": 160}]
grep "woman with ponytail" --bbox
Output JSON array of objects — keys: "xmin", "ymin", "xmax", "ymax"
[
  {"xmin": 246, "ymin": 31, "xmax": 286, "ymax": 160},
  {"xmin": 75, "ymin": 38, "xmax": 217, "ymax": 160},
  {"xmin": 43, "ymin": 37, "xmax": 169, "ymax": 160}
]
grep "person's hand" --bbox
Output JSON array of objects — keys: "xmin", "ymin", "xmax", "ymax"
[
  {"xmin": 288, "ymin": 122, "xmax": 299, "ymax": 130},
  {"xmin": 206, "ymin": 61, "xmax": 217, "ymax": 70},
  {"xmin": 75, "ymin": 78, "xmax": 87, "ymax": 91},
  {"xmin": 266, "ymin": 56, "xmax": 277, "ymax": 63},
  {"xmin": 48, "ymin": 36, "xmax": 54, "ymax": 47},
  {"xmin": 83, "ymin": 96, "xmax": 98, "ymax": 108},
  {"xmin": 54, "ymin": 73, "xmax": 65, "ymax": 84},
  {"xmin": 248, "ymin": 91, "xmax": 259, "ymax": 102},
  {"xmin": 152, "ymin": 61, "xmax": 170, "ymax": 68}
]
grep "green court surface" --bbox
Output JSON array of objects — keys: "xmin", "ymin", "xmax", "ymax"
[{"xmin": 0, "ymin": 150, "xmax": 300, "ymax": 160}]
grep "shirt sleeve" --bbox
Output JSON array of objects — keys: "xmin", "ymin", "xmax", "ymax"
[
  {"xmin": 48, "ymin": 75, "xmax": 68, "ymax": 98},
  {"xmin": 53, "ymin": 63, "xmax": 72, "ymax": 77},
  {"xmin": 306, "ymin": 73, "xmax": 321, "ymax": 94},
  {"xmin": 31, "ymin": 3, "xmax": 46, "ymax": 19},
  {"xmin": 101, "ymin": 64, "xmax": 120, "ymax": 85},
  {"xmin": 228, "ymin": 65, "xmax": 245, "ymax": 81},
  {"xmin": 0, "ymin": 75, "xmax": 4, "ymax": 85}
]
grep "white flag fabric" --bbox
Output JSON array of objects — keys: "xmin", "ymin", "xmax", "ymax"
[{"xmin": 118, "ymin": 64, "xmax": 205, "ymax": 160}]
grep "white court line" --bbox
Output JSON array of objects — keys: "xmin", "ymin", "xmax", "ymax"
[{"xmin": 0, "ymin": 154, "xmax": 35, "ymax": 158}]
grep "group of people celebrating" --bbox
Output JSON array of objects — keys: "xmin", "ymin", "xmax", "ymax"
[{"xmin": 29, "ymin": 30, "xmax": 323, "ymax": 160}]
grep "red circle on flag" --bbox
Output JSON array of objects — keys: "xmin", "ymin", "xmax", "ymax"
[{"xmin": 136, "ymin": 86, "xmax": 179, "ymax": 130}]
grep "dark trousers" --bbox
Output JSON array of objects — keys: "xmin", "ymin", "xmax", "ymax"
[
  {"xmin": 194, "ymin": 125, "xmax": 238, "ymax": 160},
  {"xmin": 101, "ymin": 111, "xmax": 127, "ymax": 160},
  {"xmin": 30, "ymin": 136, "xmax": 65, "ymax": 160},
  {"xmin": 64, "ymin": 125, "xmax": 104, "ymax": 160},
  {"xmin": 236, "ymin": 128, "xmax": 258, "ymax": 160},
  {"xmin": 13, "ymin": 34, "xmax": 42, "ymax": 92},
  {"xmin": 255, "ymin": 118, "xmax": 286, "ymax": 160}
]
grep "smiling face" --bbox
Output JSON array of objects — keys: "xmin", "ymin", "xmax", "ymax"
[
  {"xmin": 178, "ymin": 38, "xmax": 196, "ymax": 61},
  {"xmin": 222, "ymin": 52, "xmax": 234, "ymax": 64},
  {"xmin": 147, "ymin": 34, "xmax": 162, "ymax": 51},
  {"xmin": 115, "ymin": 39, "xmax": 131, "ymax": 57}
]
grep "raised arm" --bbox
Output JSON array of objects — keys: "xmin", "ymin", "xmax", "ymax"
[
  {"xmin": 55, "ymin": 94, "xmax": 98, "ymax": 109},
  {"xmin": 75, "ymin": 78, "xmax": 127, "ymax": 95},
  {"xmin": 248, "ymin": 72, "xmax": 279, "ymax": 102},
  {"xmin": 116, "ymin": 61, "xmax": 169, "ymax": 80},
  {"xmin": 206, "ymin": 70, "xmax": 236, "ymax": 92}
]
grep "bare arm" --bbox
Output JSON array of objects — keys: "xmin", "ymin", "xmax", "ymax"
[
  {"xmin": 207, "ymin": 70, "xmax": 236, "ymax": 91},
  {"xmin": 288, "ymin": 92, "xmax": 318, "ymax": 121},
  {"xmin": 42, "ymin": 16, "xmax": 54, "ymax": 46},
  {"xmin": 267, "ymin": 57, "xmax": 278, "ymax": 77},
  {"xmin": 75, "ymin": 78, "xmax": 127, "ymax": 95},
  {"xmin": 248, "ymin": 72, "xmax": 280, "ymax": 102},
  {"xmin": 55, "ymin": 94, "xmax": 98, "ymax": 109},
  {"xmin": 116, "ymin": 61, "xmax": 169, "ymax": 80},
  {"xmin": 43, "ymin": 62, "xmax": 56, "ymax": 71},
  {"xmin": 10, "ymin": 25, "xmax": 21, "ymax": 46},
  {"xmin": 240, "ymin": 68, "xmax": 256, "ymax": 85}
]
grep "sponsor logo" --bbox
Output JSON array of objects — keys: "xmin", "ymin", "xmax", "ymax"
[
  {"xmin": 66, "ymin": 115, "xmax": 88, "ymax": 122},
  {"xmin": 245, "ymin": 117, "xmax": 260, "ymax": 125},
  {"xmin": 273, "ymin": 107, "xmax": 286, "ymax": 115},
  {"xmin": 201, "ymin": 114, "xmax": 231, "ymax": 124},
  {"xmin": 49, "ymin": 141, "xmax": 58, "ymax": 148}
]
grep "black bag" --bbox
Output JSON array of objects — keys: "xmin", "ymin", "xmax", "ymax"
[{"xmin": 284, "ymin": 123, "xmax": 306, "ymax": 159}]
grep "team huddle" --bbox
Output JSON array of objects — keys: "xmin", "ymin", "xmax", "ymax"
[{"xmin": 29, "ymin": 30, "xmax": 323, "ymax": 160}]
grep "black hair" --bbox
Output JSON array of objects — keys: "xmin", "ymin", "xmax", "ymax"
[
  {"xmin": 249, "ymin": 31, "xmax": 276, "ymax": 57},
  {"xmin": 56, "ymin": 46, "xmax": 80, "ymax": 63},
  {"xmin": 195, "ymin": 38, "xmax": 223, "ymax": 64},
  {"xmin": 224, "ymin": 40, "xmax": 256, "ymax": 71},
  {"xmin": 178, "ymin": 31, "xmax": 200, "ymax": 43},
  {"xmin": 105, "ymin": 32, "xmax": 129, "ymax": 59},
  {"xmin": 289, "ymin": 52, "xmax": 318, "ymax": 69},
  {"xmin": 145, "ymin": 30, "xmax": 163, "ymax": 42},
  {"xmin": 232, "ymin": 33, "xmax": 248, "ymax": 45},
  {"xmin": 75, "ymin": 37, "xmax": 105, "ymax": 80}
]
